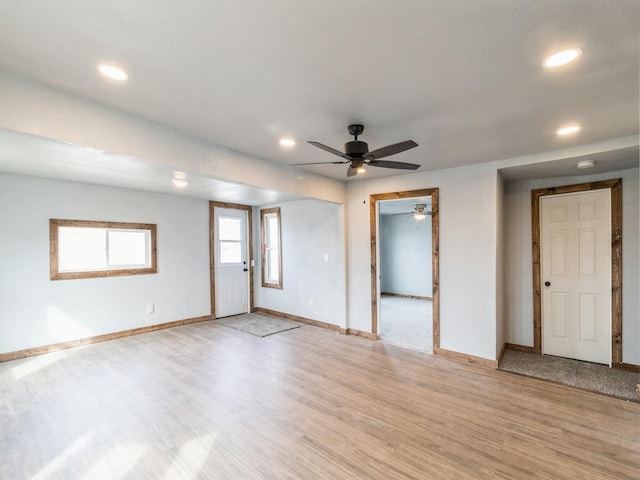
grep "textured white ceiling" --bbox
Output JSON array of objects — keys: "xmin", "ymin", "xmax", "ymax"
[{"xmin": 0, "ymin": 0, "xmax": 637, "ymax": 185}]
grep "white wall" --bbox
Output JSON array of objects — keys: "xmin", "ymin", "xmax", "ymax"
[
  {"xmin": 348, "ymin": 164, "xmax": 499, "ymax": 361},
  {"xmin": 0, "ymin": 173, "xmax": 211, "ymax": 354},
  {"xmin": 503, "ymin": 167, "xmax": 639, "ymax": 364},
  {"xmin": 254, "ymin": 200, "xmax": 346, "ymax": 328},
  {"xmin": 380, "ymin": 214, "xmax": 432, "ymax": 297}
]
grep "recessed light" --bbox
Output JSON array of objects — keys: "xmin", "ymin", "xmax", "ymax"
[
  {"xmin": 543, "ymin": 48, "xmax": 583, "ymax": 68},
  {"xmin": 279, "ymin": 138, "xmax": 296, "ymax": 147},
  {"xmin": 97, "ymin": 64, "xmax": 129, "ymax": 81},
  {"xmin": 556, "ymin": 124, "xmax": 581, "ymax": 136},
  {"xmin": 577, "ymin": 160, "xmax": 595, "ymax": 169},
  {"xmin": 172, "ymin": 178, "xmax": 190, "ymax": 188}
]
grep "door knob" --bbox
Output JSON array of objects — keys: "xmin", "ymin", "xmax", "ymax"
[{"xmin": 544, "ymin": 281, "xmax": 551, "ymax": 287}]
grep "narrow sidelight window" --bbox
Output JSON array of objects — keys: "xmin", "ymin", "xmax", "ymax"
[
  {"xmin": 50, "ymin": 219, "xmax": 157, "ymax": 280},
  {"xmin": 261, "ymin": 208, "xmax": 282, "ymax": 288}
]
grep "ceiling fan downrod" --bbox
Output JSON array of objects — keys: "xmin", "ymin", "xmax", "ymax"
[{"xmin": 347, "ymin": 124, "xmax": 364, "ymax": 141}]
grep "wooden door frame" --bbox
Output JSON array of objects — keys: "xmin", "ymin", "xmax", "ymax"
[
  {"xmin": 209, "ymin": 201, "xmax": 254, "ymax": 318},
  {"xmin": 370, "ymin": 188, "xmax": 440, "ymax": 350},
  {"xmin": 531, "ymin": 179, "xmax": 623, "ymax": 367}
]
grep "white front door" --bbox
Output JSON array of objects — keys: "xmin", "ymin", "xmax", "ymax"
[
  {"xmin": 540, "ymin": 189, "xmax": 611, "ymax": 365},
  {"xmin": 214, "ymin": 207, "xmax": 249, "ymax": 318}
]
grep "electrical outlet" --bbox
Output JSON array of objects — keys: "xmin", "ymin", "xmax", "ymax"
[
  {"xmin": 309, "ymin": 298, "xmax": 314, "ymax": 307},
  {"xmin": 146, "ymin": 304, "xmax": 155, "ymax": 314}
]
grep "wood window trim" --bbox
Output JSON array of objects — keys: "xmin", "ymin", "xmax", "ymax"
[
  {"xmin": 370, "ymin": 188, "xmax": 440, "ymax": 350},
  {"xmin": 530, "ymin": 179, "xmax": 623, "ymax": 366},
  {"xmin": 50, "ymin": 219, "xmax": 157, "ymax": 280},
  {"xmin": 260, "ymin": 207, "xmax": 283, "ymax": 289}
]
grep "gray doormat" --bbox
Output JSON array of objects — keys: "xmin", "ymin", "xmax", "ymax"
[
  {"xmin": 499, "ymin": 349, "xmax": 640, "ymax": 402},
  {"xmin": 216, "ymin": 313, "xmax": 302, "ymax": 338}
]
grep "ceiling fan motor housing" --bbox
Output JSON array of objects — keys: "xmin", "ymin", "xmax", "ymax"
[{"xmin": 345, "ymin": 140, "xmax": 369, "ymax": 158}]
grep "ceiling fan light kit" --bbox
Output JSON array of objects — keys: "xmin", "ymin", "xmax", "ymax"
[
  {"xmin": 294, "ymin": 124, "xmax": 420, "ymax": 177},
  {"xmin": 413, "ymin": 203, "xmax": 428, "ymax": 220}
]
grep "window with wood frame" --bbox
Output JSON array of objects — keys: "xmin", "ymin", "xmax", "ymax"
[
  {"xmin": 260, "ymin": 208, "xmax": 282, "ymax": 289},
  {"xmin": 50, "ymin": 219, "xmax": 157, "ymax": 280}
]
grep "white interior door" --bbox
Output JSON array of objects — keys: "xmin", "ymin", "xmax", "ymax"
[
  {"xmin": 214, "ymin": 207, "xmax": 249, "ymax": 318},
  {"xmin": 540, "ymin": 189, "xmax": 611, "ymax": 365}
]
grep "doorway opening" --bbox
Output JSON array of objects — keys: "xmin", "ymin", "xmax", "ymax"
[
  {"xmin": 370, "ymin": 188, "xmax": 439, "ymax": 353},
  {"xmin": 209, "ymin": 202, "xmax": 254, "ymax": 319}
]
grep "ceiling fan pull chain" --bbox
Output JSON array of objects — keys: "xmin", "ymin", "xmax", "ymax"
[{"xmin": 362, "ymin": 172, "xmax": 366, "ymax": 204}]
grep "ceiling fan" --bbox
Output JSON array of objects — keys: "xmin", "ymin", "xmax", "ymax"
[
  {"xmin": 388, "ymin": 203, "xmax": 432, "ymax": 219},
  {"xmin": 411, "ymin": 203, "xmax": 432, "ymax": 220},
  {"xmin": 294, "ymin": 124, "xmax": 419, "ymax": 177}
]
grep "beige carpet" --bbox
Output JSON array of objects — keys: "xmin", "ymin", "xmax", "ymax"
[
  {"xmin": 500, "ymin": 350, "xmax": 639, "ymax": 402},
  {"xmin": 379, "ymin": 295, "xmax": 432, "ymax": 353}
]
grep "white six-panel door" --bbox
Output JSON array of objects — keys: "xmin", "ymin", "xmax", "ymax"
[
  {"xmin": 540, "ymin": 189, "xmax": 611, "ymax": 365},
  {"xmin": 214, "ymin": 207, "xmax": 249, "ymax": 318}
]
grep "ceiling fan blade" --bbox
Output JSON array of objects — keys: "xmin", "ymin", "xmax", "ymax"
[
  {"xmin": 366, "ymin": 159, "xmax": 420, "ymax": 170},
  {"xmin": 392, "ymin": 211, "xmax": 433, "ymax": 216},
  {"xmin": 364, "ymin": 140, "xmax": 418, "ymax": 160},
  {"xmin": 347, "ymin": 166, "xmax": 358, "ymax": 177},
  {"xmin": 292, "ymin": 160, "xmax": 349, "ymax": 166},
  {"xmin": 308, "ymin": 141, "xmax": 351, "ymax": 160}
]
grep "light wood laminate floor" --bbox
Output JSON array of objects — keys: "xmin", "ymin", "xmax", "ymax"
[{"xmin": 1, "ymin": 320, "xmax": 639, "ymax": 479}]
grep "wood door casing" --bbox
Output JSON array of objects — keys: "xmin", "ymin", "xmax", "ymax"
[
  {"xmin": 370, "ymin": 188, "xmax": 440, "ymax": 351},
  {"xmin": 209, "ymin": 201, "xmax": 254, "ymax": 318},
  {"xmin": 531, "ymin": 179, "xmax": 623, "ymax": 367}
]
